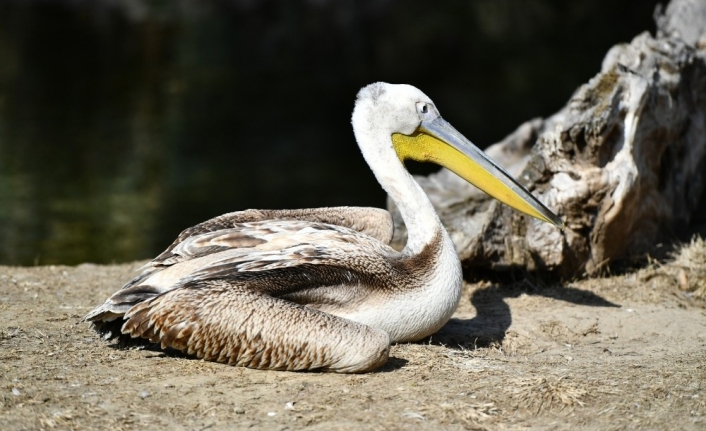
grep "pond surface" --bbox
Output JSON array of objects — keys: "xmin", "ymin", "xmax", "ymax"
[{"xmin": 0, "ymin": 0, "xmax": 659, "ymax": 265}]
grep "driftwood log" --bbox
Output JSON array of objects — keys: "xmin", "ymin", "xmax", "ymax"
[{"xmin": 390, "ymin": 0, "xmax": 706, "ymax": 277}]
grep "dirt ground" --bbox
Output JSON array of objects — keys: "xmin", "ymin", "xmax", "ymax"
[{"xmin": 1, "ymin": 238, "xmax": 705, "ymax": 431}]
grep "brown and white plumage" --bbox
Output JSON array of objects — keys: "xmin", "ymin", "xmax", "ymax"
[{"xmin": 85, "ymin": 83, "xmax": 562, "ymax": 373}]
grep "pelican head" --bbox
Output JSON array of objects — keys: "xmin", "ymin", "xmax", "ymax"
[{"xmin": 352, "ymin": 82, "xmax": 563, "ymax": 228}]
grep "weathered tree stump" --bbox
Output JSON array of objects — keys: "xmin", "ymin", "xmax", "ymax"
[{"xmin": 390, "ymin": 0, "xmax": 706, "ymax": 276}]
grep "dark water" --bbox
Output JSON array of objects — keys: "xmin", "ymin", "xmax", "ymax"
[{"xmin": 0, "ymin": 0, "xmax": 659, "ymax": 265}]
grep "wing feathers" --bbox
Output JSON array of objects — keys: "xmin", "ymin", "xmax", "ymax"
[
  {"xmin": 150, "ymin": 207, "xmax": 393, "ymax": 269},
  {"xmin": 122, "ymin": 280, "xmax": 390, "ymax": 372}
]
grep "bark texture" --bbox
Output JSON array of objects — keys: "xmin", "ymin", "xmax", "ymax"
[{"xmin": 390, "ymin": 0, "xmax": 706, "ymax": 276}]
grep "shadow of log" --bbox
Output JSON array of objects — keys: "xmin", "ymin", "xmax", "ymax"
[{"xmin": 428, "ymin": 282, "xmax": 619, "ymax": 349}]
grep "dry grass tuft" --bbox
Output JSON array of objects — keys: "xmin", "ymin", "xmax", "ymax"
[
  {"xmin": 38, "ymin": 410, "xmax": 75, "ymax": 429},
  {"xmin": 499, "ymin": 330, "xmax": 536, "ymax": 356},
  {"xmin": 506, "ymin": 376, "xmax": 588, "ymax": 414},
  {"xmin": 436, "ymin": 402, "xmax": 499, "ymax": 430},
  {"xmin": 668, "ymin": 235, "xmax": 706, "ymax": 299},
  {"xmin": 638, "ymin": 235, "xmax": 706, "ymax": 301}
]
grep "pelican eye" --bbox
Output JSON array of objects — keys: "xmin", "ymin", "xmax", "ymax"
[{"xmin": 416, "ymin": 102, "xmax": 434, "ymax": 118}]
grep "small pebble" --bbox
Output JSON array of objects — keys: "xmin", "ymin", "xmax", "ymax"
[
  {"xmin": 234, "ymin": 407, "xmax": 245, "ymax": 414},
  {"xmin": 140, "ymin": 391, "xmax": 149, "ymax": 399},
  {"xmin": 285, "ymin": 402, "xmax": 295, "ymax": 410},
  {"xmin": 11, "ymin": 388, "xmax": 21, "ymax": 396},
  {"xmin": 267, "ymin": 412, "xmax": 276, "ymax": 417}
]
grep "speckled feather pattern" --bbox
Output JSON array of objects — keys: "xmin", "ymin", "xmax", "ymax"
[
  {"xmin": 122, "ymin": 280, "xmax": 390, "ymax": 372},
  {"xmin": 151, "ymin": 207, "xmax": 394, "ymax": 269}
]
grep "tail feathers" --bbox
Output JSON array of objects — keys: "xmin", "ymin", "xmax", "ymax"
[
  {"xmin": 82, "ymin": 304, "xmax": 126, "ymax": 323},
  {"xmin": 83, "ymin": 284, "xmax": 164, "ymax": 336}
]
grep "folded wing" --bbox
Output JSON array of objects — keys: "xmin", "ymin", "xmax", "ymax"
[{"xmin": 83, "ymin": 213, "xmax": 403, "ymax": 372}]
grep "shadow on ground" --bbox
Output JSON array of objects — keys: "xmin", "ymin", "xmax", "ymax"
[{"xmin": 429, "ymin": 281, "xmax": 619, "ymax": 349}]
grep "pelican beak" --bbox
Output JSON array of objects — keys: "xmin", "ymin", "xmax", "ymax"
[{"xmin": 392, "ymin": 117, "xmax": 564, "ymax": 228}]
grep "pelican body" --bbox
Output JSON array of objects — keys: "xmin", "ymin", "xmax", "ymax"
[{"xmin": 85, "ymin": 83, "xmax": 562, "ymax": 373}]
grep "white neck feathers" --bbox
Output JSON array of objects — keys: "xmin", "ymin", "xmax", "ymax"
[{"xmin": 351, "ymin": 87, "xmax": 443, "ymax": 254}]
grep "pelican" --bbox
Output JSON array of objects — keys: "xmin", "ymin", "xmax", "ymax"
[{"xmin": 84, "ymin": 83, "xmax": 562, "ymax": 373}]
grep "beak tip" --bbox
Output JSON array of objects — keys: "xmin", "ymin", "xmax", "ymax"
[{"xmin": 554, "ymin": 216, "xmax": 566, "ymax": 231}]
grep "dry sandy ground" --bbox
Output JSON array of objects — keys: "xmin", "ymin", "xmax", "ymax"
[{"xmin": 1, "ymin": 238, "xmax": 705, "ymax": 431}]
